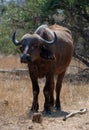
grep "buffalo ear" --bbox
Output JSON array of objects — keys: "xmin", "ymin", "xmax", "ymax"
[{"xmin": 40, "ymin": 46, "xmax": 56, "ymax": 60}]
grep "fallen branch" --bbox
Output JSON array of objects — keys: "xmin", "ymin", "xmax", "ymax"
[
  {"xmin": 63, "ymin": 108, "xmax": 87, "ymax": 121},
  {"xmin": 74, "ymin": 54, "xmax": 89, "ymax": 67},
  {"xmin": 0, "ymin": 68, "xmax": 28, "ymax": 74}
]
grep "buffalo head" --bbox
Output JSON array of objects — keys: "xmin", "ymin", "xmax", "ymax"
[{"xmin": 12, "ymin": 30, "xmax": 57, "ymax": 63}]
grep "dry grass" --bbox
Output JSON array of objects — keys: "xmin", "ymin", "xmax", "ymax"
[
  {"xmin": 1, "ymin": 79, "xmax": 89, "ymax": 113},
  {"xmin": 0, "ymin": 76, "xmax": 89, "ymax": 130},
  {"xmin": 0, "ymin": 54, "xmax": 89, "ymax": 130}
]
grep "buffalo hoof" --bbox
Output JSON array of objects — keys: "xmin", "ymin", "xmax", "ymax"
[
  {"xmin": 31, "ymin": 108, "xmax": 38, "ymax": 113},
  {"xmin": 31, "ymin": 103, "xmax": 39, "ymax": 112},
  {"xmin": 42, "ymin": 110, "xmax": 51, "ymax": 115},
  {"xmin": 55, "ymin": 106, "xmax": 61, "ymax": 111}
]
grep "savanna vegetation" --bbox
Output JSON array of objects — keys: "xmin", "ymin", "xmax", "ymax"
[{"xmin": 0, "ymin": 0, "xmax": 89, "ymax": 63}]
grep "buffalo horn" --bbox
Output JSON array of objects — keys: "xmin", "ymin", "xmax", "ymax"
[
  {"xmin": 41, "ymin": 32, "xmax": 57, "ymax": 45},
  {"xmin": 12, "ymin": 31, "xmax": 21, "ymax": 46}
]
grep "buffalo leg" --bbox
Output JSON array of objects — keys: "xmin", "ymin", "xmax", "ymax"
[
  {"xmin": 50, "ymin": 81, "xmax": 55, "ymax": 107},
  {"xmin": 43, "ymin": 75, "xmax": 54, "ymax": 114},
  {"xmin": 30, "ymin": 76, "xmax": 39, "ymax": 112},
  {"xmin": 55, "ymin": 71, "xmax": 65, "ymax": 110}
]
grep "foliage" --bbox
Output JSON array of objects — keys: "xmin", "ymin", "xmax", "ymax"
[
  {"xmin": 0, "ymin": 0, "xmax": 46, "ymax": 53},
  {"xmin": 0, "ymin": 0, "xmax": 89, "ymax": 63},
  {"xmin": 42, "ymin": 0, "xmax": 89, "ymax": 64}
]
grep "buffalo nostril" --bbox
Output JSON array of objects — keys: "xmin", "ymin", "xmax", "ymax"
[
  {"xmin": 20, "ymin": 54, "xmax": 28, "ymax": 63},
  {"xmin": 26, "ymin": 54, "xmax": 30, "ymax": 58}
]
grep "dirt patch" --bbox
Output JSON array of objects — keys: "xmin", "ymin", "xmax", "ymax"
[{"xmin": 0, "ymin": 54, "xmax": 89, "ymax": 130}]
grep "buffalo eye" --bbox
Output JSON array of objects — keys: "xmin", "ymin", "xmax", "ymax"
[
  {"xmin": 19, "ymin": 46, "xmax": 24, "ymax": 52},
  {"xmin": 30, "ymin": 46, "xmax": 34, "ymax": 51},
  {"xmin": 30, "ymin": 45, "xmax": 38, "ymax": 51}
]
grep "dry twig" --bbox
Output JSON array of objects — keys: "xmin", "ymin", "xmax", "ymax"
[{"xmin": 63, "ymin": 108, "xmax": 87, "ymax": 121}]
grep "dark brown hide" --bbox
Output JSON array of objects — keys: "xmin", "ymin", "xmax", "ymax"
[{"xmin": 12, "ymin": 24, "xmax": 74, "ymax": 114}]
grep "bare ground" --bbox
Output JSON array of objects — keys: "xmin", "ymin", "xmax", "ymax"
[{"xmin": 0, "ymin": 54, "xmax": 89, "ymax": 130}]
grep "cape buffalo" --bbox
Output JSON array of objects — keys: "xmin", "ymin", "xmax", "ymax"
[{"xmin": 12, "ymin": 24, "xmax": 74, "ymax": 114}]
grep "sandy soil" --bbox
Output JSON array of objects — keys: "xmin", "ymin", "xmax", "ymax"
[{"xmin": 0, "ymin": 54, "xmax": 89, "ymax": 130}]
